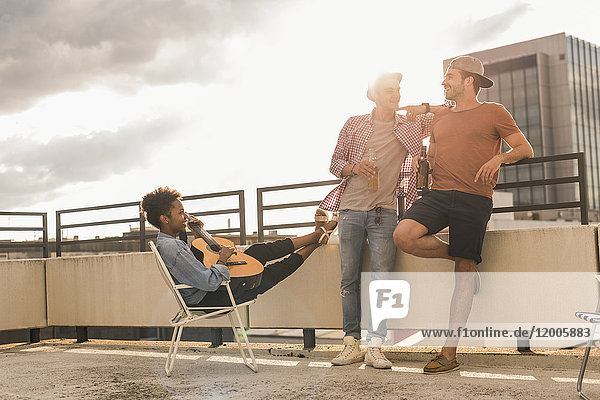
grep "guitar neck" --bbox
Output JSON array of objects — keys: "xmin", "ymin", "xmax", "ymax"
[{"xmin": 188, "ymin": 222, "xmax": 222, "ymax": 252}]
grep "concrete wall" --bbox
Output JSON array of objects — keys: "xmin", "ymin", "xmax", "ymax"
[
  {"xmin": 249, "ymin": 244, "xmax": 343, "ymax": 329},
  {"xmin": 250, "ymin": 225, "xmax": 600, "ymax": 329},
  {"xmin": 45, "ymin": 252, "xmax": 247, "ymax": 328},
  {"xmin": 1, "ymin": 225, "xmax": 599, "ymax": 332},
  {"xmin": 0, "ymin": 259, "xmax": 47, "ymax": 331}
]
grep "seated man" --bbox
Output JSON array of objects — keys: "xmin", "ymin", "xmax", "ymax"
[{"xmin": 141, "ymin": 187, "xmax": 337, "ymax": 307}]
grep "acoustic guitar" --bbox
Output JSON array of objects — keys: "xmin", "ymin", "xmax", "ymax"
[{"xmin": 188, "ymin": 221, "xmax": 264, "ymax": 291}]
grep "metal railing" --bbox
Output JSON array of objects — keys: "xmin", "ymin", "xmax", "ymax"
[
  {"xmin": 56, "ymin": 201, "xmax": 144, "ymax": 257},
  {"xmin": 493, "ymin": 152, "xmax": 588, "ymax": 224},
  {"xmin": 257, "ymin": 153, "xmax": 590, "ymax": 241},
  {"xmin": 0, "ymin": 212, "xmax": 49, "ymax": 258},
  {"xmin": 2, "ymin": 152, "xmax": 590, "ymax": 257},
  {"xmin": 257, "ymin": 179, "xmax": 340, "ymax": 242},
  {"xmin": 55, "ymin": 190, "xmax": 246, "ymax": 256}
]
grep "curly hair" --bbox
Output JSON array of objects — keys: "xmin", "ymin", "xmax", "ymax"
[{"xmin": 141, "ymin": 187, "xmax": 182, "ymax": 229}]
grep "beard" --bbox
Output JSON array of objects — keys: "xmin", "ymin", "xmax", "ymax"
[{"xmin": 444, "ymin": 86, "xmax": 462, "ymax": 101}]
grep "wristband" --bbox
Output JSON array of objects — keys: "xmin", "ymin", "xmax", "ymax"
[
  {"xmin": 349, "ymin": 164, "xmax": 356, "ymax": 176},
  {"xmin": 421, "ymin": 102, "xmax": 430, "ymax": 113}
]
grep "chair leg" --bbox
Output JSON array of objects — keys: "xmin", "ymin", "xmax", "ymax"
[
  {"xmin": 165, "ymin": 325, "xmax": 184, "ymax": 377},
  {"xmin": 577, "ymin": 344, "xmax": 592, "ymax": 400},
  {"xmin": 229, "ymin": 312, "xmax": 258, "ymax": 373},
  {"xmin": 224, "ymin": 283, "xmax": 258, "ymax": 372},
  {"xmin": 578, "ymin": 324, "xmax": 597, "ymax": 400}
]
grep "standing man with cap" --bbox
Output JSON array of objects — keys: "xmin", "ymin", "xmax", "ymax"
[
  {"xmin": 320, "ymin": 72, "xmax": 435, "ymax": 368},
  {"xmin": 393, "ymin": 56, "xmax": 533, "ymax": 374}
]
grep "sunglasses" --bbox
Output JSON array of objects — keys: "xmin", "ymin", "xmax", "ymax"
[{"xmin": 375, "ymin": 206, "xmax": 382, "ymax": 227}]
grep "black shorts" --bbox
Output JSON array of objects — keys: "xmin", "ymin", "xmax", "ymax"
[{"xmin": 401, "ymin": 190, "xmax": 493, "ymax": 264}]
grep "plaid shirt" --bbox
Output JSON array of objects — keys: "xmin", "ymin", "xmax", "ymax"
[{"xmin": 320, "ymin": 110, "xmax": 432, "ymax": 211}]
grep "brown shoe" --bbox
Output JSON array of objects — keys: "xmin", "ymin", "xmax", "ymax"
[{"xmin": 423, "ymin": 354, "xmax": 460, "ymax": 374}]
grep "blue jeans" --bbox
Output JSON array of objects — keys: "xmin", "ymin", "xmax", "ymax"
[{"xmin": 338, "ymin": 208, "xmax": 397, "ymax": 340}]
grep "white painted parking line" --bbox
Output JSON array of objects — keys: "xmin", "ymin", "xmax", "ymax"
[
  {"xmin": 552, "ymin": 377, "xmax": 600, "ymax": 385},
  {"xmin": 64, "ymin": 348, "xmax": 201, "ymax": 360},
  {"xmin": 206, "ymin": 355, "xmax": 299, "ymax": 366},
  {"xmin": 393, "ymin": 332, "xmax": 425, "ymax": 347},
  {"xmin": 308, "ymin": 362, "xmax": 332, "ymax": 368},
  {"xmin": 461, "ymin": 371, "xmax": 537, "ymax": 381},
  {"xmin": 24, "ymin": 346, "xmax": 592, "ymax": 386},
  {"xmin": 392, "ymin": 366, "xmax": 423, "ymax": 374}
]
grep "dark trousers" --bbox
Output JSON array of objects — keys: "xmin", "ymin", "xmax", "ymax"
[{"xmin": 192, "ymin": 238, "xmax": 304, "ymax": 307}]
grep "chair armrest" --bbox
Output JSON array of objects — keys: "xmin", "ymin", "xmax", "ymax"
[
  {"xmin": 174, "ymin": 284, "xmax": 194, "ymax": 290},
  {"xmin": 176, "ymin": 281, "xmax": 230, "ymax": 289}
]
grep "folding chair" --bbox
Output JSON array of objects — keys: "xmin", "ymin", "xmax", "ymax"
[
  {"xmin": 149, "ymin": 241, "xmax": 258, "ymax": 376},
  {"xmin": 575, "ymin": 275, "xmax": 600, "ymax": 400}
]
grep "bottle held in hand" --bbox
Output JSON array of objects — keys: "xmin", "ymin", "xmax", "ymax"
[
  {"xmin": 416, "ymin": 145, "xmax": 429, "ymax": 196},
  {"xmin": 367, "ymin": 148, "xmax": 379, "ymax": 191}
]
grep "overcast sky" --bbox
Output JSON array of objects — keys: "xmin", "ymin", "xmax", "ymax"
[{"xmin": 1, "ymin": 0, "xmax": 600, "ymax": 240}]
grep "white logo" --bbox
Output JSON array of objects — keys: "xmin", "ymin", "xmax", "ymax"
[{"xmin": 369, "ymin": 280, "xmax": 411, "ymax": 330}]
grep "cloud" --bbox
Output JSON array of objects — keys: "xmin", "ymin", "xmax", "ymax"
[
  {"xmin": 0, "ymin": 117, "xmax": 180, "ymax": 208},
  {"xmin": 454, "ymin": 2, "xmax": 533, "ymax": 48},
  {"xmin": 0, "ymin": 0, "xmax": 278, "ymax": 114}
]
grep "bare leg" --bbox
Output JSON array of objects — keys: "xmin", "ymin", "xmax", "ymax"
[
  {"xmin": 393, "ymin": 219, "xmax": 454, "ymax": 261},
  {"xmin": 289, "ymin": 232, "xmax": 320, "ymax": 249},
  {"xmin": 441, "ymin": 257, "xmax": 476, "ymax": 360},
  {"xmin": 295, "ymin": 243, "xmax": 320, "ymax": 260}
]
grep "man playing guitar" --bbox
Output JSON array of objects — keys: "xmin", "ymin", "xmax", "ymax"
[{"xmin": 141, "ymin": 187, "xmax": 337, "ymax": 308}]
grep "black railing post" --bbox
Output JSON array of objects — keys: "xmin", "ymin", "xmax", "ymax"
[
  {"xmin": 42, "ymin": 213, "xmax": 49, "ymax": 258},
  {"xmin": 257, "ymin": 188, "xmax": 264, "ymax": 243},
  {"xmin": 139, "ymin": 206, "xmax": 146, "ymax": 252},
  {"xmin": 517, "ymin": 337, "xmax": 532, "ymax": 353},
  {"xmin": 238, "ymin": 191, "xmax": 246, "ymax": 245},
  {"xmin": 76, "ymin": 327, "xmax": 88, "ymax": 343},
  {"xmin": 55, "ymin": 211, "xmax": 62, "ymax": 257},
  {"xmin": 29, "ymin": 328, "xmax": 40, "ymax": 343},
  {"xmin": 577, "ymin": 152, "xmax": 589, "ymax": 225},
  {"xmin": 210, "ymin": 328, "xmax": 223, "ymax": 347},
  {"xmin": 303, "ymin": 329, "xmax": 316, "ymax": 349}
]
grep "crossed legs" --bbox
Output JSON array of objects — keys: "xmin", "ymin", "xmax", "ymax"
[{"xmin": 393, "ymin": 219, "xmax": 476, "ymax": 361}]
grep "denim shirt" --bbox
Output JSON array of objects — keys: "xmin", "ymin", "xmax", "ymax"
[{"xmin": 156, "ymin": 232, "xmax": 230, "ymax": 305}]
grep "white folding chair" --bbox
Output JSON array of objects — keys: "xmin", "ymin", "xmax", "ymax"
[
  {"xmin": 574, "ymin": 311, "xmax": 598, "ymax": 400},
  {"xmin": 149, "ymin": 241, "xmax": 258, "ymax": 376},
  {"xmin": 575, "ymin": 275, "xmax": 600, "ymax": 400}
]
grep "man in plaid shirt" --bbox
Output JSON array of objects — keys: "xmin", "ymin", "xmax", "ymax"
[{"xmin": 319, "ymin": 72, "xmax": 438, "ymax": 368}]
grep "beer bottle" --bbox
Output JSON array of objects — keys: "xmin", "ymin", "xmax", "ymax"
[
  {"xmin": 416, "ymin": 145, "xmax": 429, "ymax": 196},
  {"xmin": 367, "ymin": 148, "xmax": 379, "ymax": 191}
]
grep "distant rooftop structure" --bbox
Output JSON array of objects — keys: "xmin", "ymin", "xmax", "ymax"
[{"xmin": 0, "ymin": 227, "xmax": 295, "ymax": 260}]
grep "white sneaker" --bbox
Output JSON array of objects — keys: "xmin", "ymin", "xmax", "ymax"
[
  {"xmin": 331, "ymin": 336, "xmax": 364, "ymax": 366},
  {"xmin": 364, "ymin": 337, "xmax": 392, "ymax": 369}
]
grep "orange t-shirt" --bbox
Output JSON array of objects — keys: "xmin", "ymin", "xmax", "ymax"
[{"xmin": 429, "ymin": 102, "xmax": 521, "ymax": 199}]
